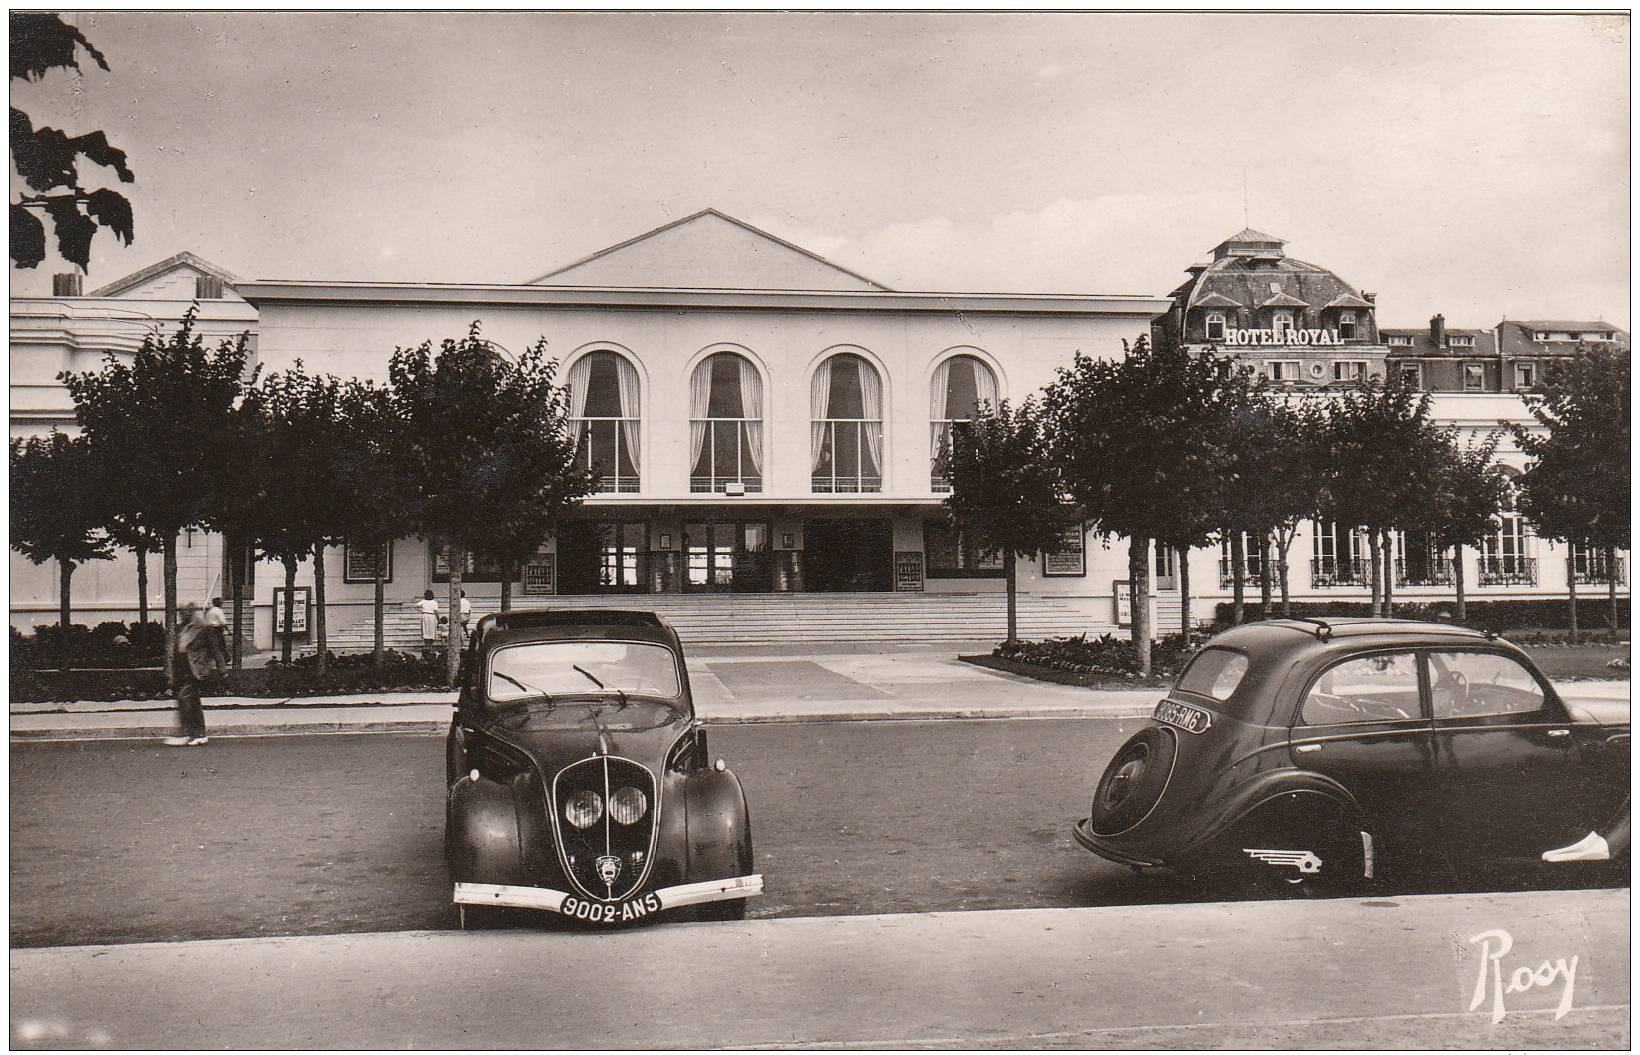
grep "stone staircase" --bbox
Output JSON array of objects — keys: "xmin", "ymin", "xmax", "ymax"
[{"xmin": 307, "ymin": 592, "xmax": 1110, "ymax": 651}]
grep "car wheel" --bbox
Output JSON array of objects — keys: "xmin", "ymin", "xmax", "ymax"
[{"xmin": 1089, "ymin": 727, "xmax": 1178, "ymax": 837}]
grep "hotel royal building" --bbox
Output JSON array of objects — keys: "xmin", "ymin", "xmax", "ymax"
[{"xmin": 8, "ymin": 216, "xmax": 1627, "ymax": 647}]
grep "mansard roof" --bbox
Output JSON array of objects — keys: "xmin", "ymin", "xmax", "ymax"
[{"xmin": 1175, "ymin": 233, "xmax": 1373, "ymax": 321}]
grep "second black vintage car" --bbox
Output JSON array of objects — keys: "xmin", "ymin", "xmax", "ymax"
[
  {"xmin": 445, "ymin": 609, "xmax": 761, "ymax": 925},
  {"xmin": 1074, "ymin": 618, "xmax": 1629, "ymax": 892}
]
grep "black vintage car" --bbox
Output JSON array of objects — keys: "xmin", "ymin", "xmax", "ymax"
[
  {"xmin": 445, "ymin": 609, "xmax": 760, "ymax": 925},
  {"xmin": 1074, "ymin": 618, "xmax": 1630, "ymax": 892}
]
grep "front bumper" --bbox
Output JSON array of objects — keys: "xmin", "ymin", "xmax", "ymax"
[
  {"xmin": 454, "ymin": 874, "xmax": 763, "ymax": 921},
  {"xmin": 1072, "ymin": 818, "xmax": 1166, "ymax": 869}
]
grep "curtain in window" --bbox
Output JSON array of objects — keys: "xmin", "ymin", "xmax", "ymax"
[
  {"xmin": 613, "ymin": 355, "xmax": 640, "ymax": 466},
  {"xmin": 810, "ymin": 357, "xmax": 834, "ymax": 472},
  {"xmin": 568, "ymin": 355, "xmax": 593, "ymax": 447},
  {"xmin": 738, "ymin": 356, "xmax": 763, "ymax": 476},
  {"xmin": 689, "ymin": 357, "xmax": 713, "ymax": 471},
  {"xmin": 858, "ymin": 358, "xmax": 883, "ymax": 476},
  {"xmin": 972, "ymin": 359, "xmax": 998, "ymax": 411},
  {"xmin": 929, "ymin": 358, "xmax": 953, "ymax": 421}
]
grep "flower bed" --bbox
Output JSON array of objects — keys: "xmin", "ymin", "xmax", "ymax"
[{"xmin": 965, "ymin": 632, "xmax": 1203, "ymax": 688}]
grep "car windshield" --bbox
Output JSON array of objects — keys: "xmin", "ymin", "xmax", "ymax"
[{"xmin": 488, "ymin": 640, "xmax": 681, "ymax": 704}]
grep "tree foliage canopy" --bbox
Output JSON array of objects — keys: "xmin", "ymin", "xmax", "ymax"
[
  {"xmin": 9, "ymin": 430, "xmax": 114, "ymax": 570},
  {"xmin": 1511, "ymin": 347, "xmax": 1630, "ymax": 549},
  {"xmin": 1318, "ymin": 381, "xmax": 1448, "ymax": 533},
  {"xmin": 10, "ymin": 12, "xmax": 134, "ymax": 270},
  {"xmin": 944, "ymin": 398, "xmax": 1074, "ymax": 560}
]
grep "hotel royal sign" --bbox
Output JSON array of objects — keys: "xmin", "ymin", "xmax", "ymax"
[{"xmin": 1220, "ymin": 328, "xmax": 1345, "ymax": 347}]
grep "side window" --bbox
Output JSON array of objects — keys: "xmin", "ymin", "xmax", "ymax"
[
  {"xmin": 1428, "ymin": 651, "xmax": 1545, "ymax": 719},
  {"xmin": 1300, "ymin": 652, "xmax": 1422, "ymax": 726},
  {"xmin": 1176, "ymin": 647, "xmax": 1248, "ymax": 702}
]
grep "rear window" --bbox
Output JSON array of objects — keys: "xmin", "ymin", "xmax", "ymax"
[{"xmin": 1176, "ymin": 647, "xmax": 1249, "ymax": 703}]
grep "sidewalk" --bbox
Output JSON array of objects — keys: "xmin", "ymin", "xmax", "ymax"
[{"xmin": 10, "ymin": 889, "xmax": 1628, "ymax": 1049}]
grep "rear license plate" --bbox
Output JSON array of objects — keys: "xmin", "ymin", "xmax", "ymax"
[{"xmin": 1154, "ymin": 699, "xmax": 1212, "ymax": 734}]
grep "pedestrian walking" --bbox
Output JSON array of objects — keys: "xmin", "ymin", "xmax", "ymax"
[
  {"xmin": 417, "ymin": 589, "xmax": 440, "ymax": 657},
  {"xmin": 203, "ymin": 595, "xmax": 230, "ymax": 669},
  {"xmin": 459, "ymin": 590, "xmax": 472, "ymax": 640},
  {"xmin": 164, "ymin": 603, "xmax": 213, "ymax": 747}
]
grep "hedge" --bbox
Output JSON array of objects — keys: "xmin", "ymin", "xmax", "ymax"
[
  {"xmin": 1210, "ymin": 598, "xmax": 1629, "ymax": 633},
  {"xmin": 993, "ymin": 632, "xmax": 1204, "ymax": 680},
  {"xmin": 10, "ymin": 649, "xmax": 451, "ymax": 703},
  {"xmin": 12, "ymin": 621, "xmax": 166, "ymax": 670}
]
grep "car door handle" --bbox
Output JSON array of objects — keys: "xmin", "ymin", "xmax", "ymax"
[
  {"xmin": 1296, "ymin": 743, "xmax": 1323, "ymax": 753},
  {"xmin": 1546, "ymin": 728, "xmax": 1571, "ymax": 738}
]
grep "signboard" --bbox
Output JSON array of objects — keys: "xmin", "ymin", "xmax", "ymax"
[
  {"xmin": 273, "ymin": 586, "xmax": 311, "ymax": 637},
  {"xmin": 1113, "ymin": 581, "xmax": 1133, "ymax": 627},
  {"xmin": 522, "ymin": 555, "xmax": 557, "ymax": 596},
  {"xmin": 1221, "ymin": 328, "xmax": 1342, "ymax": 347},
  {"xmin": 894, "ymin": 551, "xmax": 925, "ymax": 592},
  {"xmin": 1042, "ymin": 527, "xmax": 1086, "ymax": 577}
]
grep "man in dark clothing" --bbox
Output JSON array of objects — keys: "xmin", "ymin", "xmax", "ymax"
[{"xmin": 164, "ymin": 603, "xmax": 212, "ymax": 747}]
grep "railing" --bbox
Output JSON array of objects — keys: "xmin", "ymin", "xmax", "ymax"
[
  {"xmin": 1217, "ymin": 559, "xmax": 1265, "ymax": 588},
  {"xmin": 930, "ymin": 421, "xmax": 959, "ymax": 492},
  {"xmin": 573, "ymin": 417, "xmax": 640, "ymax": 494},
  {"xmin": 1311, "ymin": 557, "xmax": 1368, "ymax": 586},
  {"xmin": 1574, "ymin": 556, "xmax": 1625, "ymax": 585},
  {"xmin": 812, "ymin": 419, "xmax": 883, "ymax": 494},
  {"xmin": 1478, "ymin": 556, "xmax": 1537, "ymax": 586},
  {"xmin": 1396, "ymin": 557, "xmax": 1454, "ymax": 587},
  {"xmin": 689, "ymin": 418, "xmax": 763, "ymax": 493}
]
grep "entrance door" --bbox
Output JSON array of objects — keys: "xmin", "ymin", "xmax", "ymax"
[
  {"xmin": 685, "ymin": 521, "xmax": 772, "ymax": 593},
  {"xmin": 804, "ymin": 519, "xmax": 893, "ymax": 592},
  {"xmin": 558, "ymin": 521, "xmax": 647, "ymax": 594}
]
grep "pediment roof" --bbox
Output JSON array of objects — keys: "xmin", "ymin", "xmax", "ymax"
[{"xmin": 88, "ymin": 252, "xmax": 243, "ymax": 297}]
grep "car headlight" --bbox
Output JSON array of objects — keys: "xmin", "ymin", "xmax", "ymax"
[
  {"xmin": 609, "ymin": 785, "xmax": 648, "ymax": 825},
  {"xmin": 565, "ymin": 789, "xmax": 603, "ymax": 829}
]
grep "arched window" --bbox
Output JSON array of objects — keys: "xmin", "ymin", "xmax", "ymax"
[
  {"xmin": 811, "ymin": 352, "xmax": 883, "ymax": 493},
  {"xmin": 1338, "ymin": 310, "xmax": 1358, "ymax": 340},
  {"xmin": 689, "ymin": 352, "xmax": 763, "ymax": 493},
  {"xmin": 1272, "ymin": 311, "xmax": 1296, "ymax": 340},
  {"xmin": 568, "ymin": 351, "xmax": 641, "ymax": 493},
  {"xmin": 1481, "ymin": 470, "xmax": 1536, "ymax": 585},
  {"xmin": 929, "ymin": 354, "xmax": 999, "ymax": 492},
  {"xmin": 1204, "ymin": 312, "xmax": 1227, "ymax": 341}
]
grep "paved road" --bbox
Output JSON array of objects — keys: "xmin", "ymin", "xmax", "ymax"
[{"xmin": 9, "ymin": 719, "xmax": 1621, "ymax": 949}]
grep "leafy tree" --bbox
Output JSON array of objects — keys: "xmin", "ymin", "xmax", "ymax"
[
  {"xmin": 61, "ymin": 310, "xmax": 250, "ymax": 684},
  {"xmin": 1512, "ymin": 347, "xmax": 1631, "ymax": 635},
  {"xmin": 1045, "ymin": 337, "xmax": 1256, "ymax": 673},
  {"xmin": 944, "ymin": 398, "xmax": 1077, "ymax": 645},
  {"xmin": 388, "ymin": 324, "xmax": 592, "ymax": 684},
  {"xmin": 1417, "ymin": 431, "xmax": 1510, "ymax": 622},
  {"xmin": 10, "ymin": 431, "xmax": 114, "ymax": 670},
  {"xmin": 10, "ymin": 13, "xmax": 134, "ymax": 269},
  {"xmin": 1319, "ymin": 382, "xmax": 1448, "ymax": 617},
  {"xmin": 1223, "ymin": 396, "xmax": 1330, "ymax": 619}
]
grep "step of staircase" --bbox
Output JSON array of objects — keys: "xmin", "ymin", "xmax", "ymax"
[{"xmin": 303, "ymin": 593, "xmax": 1111, "ymax": 651}]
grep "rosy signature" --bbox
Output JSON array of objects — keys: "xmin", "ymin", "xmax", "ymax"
[{"xmin": 1468, "ymin": 928, "xmax": 1578, "ymax": 1023}]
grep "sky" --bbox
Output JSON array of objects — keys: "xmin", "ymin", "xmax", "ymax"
[{"xmin": 9, "ymin": 10, "xmax": 1631, "ymax": 328}]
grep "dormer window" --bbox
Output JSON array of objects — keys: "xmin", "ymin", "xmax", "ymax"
[
  {"xmin": 1204, "ymin": 312, "xmax": 1226, "ymax": 341},
  {"xmin": 1338, "ymin": 311, "xmax": 1357, "ymax": 340},
  {"xmin": 1533, "ymin": 331, "xmax": 1549, "ymax": 341},
  {"xmin": 1388, "ymin": 335, "xmax": 1412, "ymax": 346},
  {"xmin": 1449, "ymin": 334, "xmax": 1475, "ymax": 348},
  {"xmin": 1272, "ymin": 311, "xmax": 1295, "ymax": 340}
]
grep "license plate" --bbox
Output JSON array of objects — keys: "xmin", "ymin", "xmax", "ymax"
[
  {"xmin": 1154, "ymin": 699, "xmax": 1212, "ymax": 734},
  {"xmin": 560, "ymin": 892, "xmax": 662, "ymax": 924}
]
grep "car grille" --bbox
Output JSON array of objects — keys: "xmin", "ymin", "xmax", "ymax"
[{"xmin": 552, "ymin": 755, "xmax": 659, "ymax": 902}]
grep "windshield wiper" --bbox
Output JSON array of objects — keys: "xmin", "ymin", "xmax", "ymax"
[
  {"xmin": 572, "ymin": 664, "xmax": 629, "ymax": 710},
  {"xmin": 492, "ymin": 670, "xmax": 557, "ymax": 706}
]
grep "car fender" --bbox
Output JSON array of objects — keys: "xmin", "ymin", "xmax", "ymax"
[
  {"xmin": 1187, "ymin": 768, "xmax": 1364, "ymax": 855},
  {"xmin": 682, "ymin": 765, "xmax": 754, "ymax": 881},
  {"xmin": 445, "ymin": 775, "xmax": 526, "ymax": 886}
]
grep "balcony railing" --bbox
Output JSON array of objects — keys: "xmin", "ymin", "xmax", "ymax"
[
  {"xmin": 689, "ymin": 418, "xmax": 763, "ymax": 494},
  {"xmin": 1574, "ymin": 556, "xmax": 1626, "ymax": 585},
  {"xmin": 812, "ymin": 418, "xmax": 883, "ymax": 494},
  {"xmin": 1311, "ymin": 557, "xmax": 1368, "ymax": 587},
  {"xmin": 1396, "ymin": 557, "xmax": 1454, "ymax": 587},
  {"xmin": 1217, "ymin": 559, "xmax": 1266, "ymax": 588},
  {"xmin": 1478, "ymin": 556, "xmax": 1537, "ymax": 586}
]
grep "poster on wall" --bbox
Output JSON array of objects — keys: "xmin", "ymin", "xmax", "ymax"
[
  {"xmin": 1113, "ymin": 581, "xmax": 1133, "ymax": 627},
  {"xmin": 273, "ymin": 586, "xmax": 311, "ymax": 636},
  {"xmin": 522, "ymin": 555, "xmax": 557, "ymax": 595},
  {"xmin": 1042, "ymin": 526, "xmax": 1087, "ymax": 577},
  {"xmin": 894, "ymin": 551, "xmax": 925, "ymax": 592}
]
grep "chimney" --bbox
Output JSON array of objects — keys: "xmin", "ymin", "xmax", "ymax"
[
  {"xmin": 1430, "ymin": 314, "xmax": 1447, "ymax": 347},
  {"xmin": 52, "ymin": 273, "xmax": 83, "ymax": 297}
]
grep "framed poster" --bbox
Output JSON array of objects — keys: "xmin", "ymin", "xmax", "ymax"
[
  {"xmin": 1042, "ymin": 526, "xmax": 1087, "ymax": 577},
  {"xmin": 522, "ymin": 555, "xmax": 557, "ymax": 595},
  {"xmin": 894, "ymin": 551, "xmax": 925, "ymax": 592},
  {"xmin": 342, "ymin": 541, "xmax": 394, "ymax": 584},
  {"xmin": 1113, "ymin": 580, "xmax": 1133, "ymax": 627},
  {"xmin": 273, "ymin": 586, "xmax": 311, "ymax": 636}
]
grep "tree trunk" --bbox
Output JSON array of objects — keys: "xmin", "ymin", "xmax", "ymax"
[
  {"xmin": 281, "ymin": 558, "xmax": 298, "ymax": 664},
  {"xmin": 1276, "ymin": 529, "xmax": 1293, "ymax": 618},
  {"xmin": 1453, "ymin": 544, "xmax": 1467, "ymax": 622},
  {"xmin": 372, "ymin": 552, "xmax": 385, "ymax": 670},
  {"xmin": 1231, "ymin": 532, "xmax": 1246, "ymax": 626},
  {"xmin": 447, "ymin": 547, "xmax": 465, "ymax": 687},
  {"xmin": 136, "ymin": 544, "xmax": 150, "ymax": 626},
  {"xmin": 501, "ymin": 560, "xmax": 513, "ymax": 613},
  {"xmin": 1368, "ymin": 531, "xmax": 1383, "ymax": 618},
  {"xmin": 1258, "ymin": 533, "xmax": 1273, "ymax": 619},
  {"xmin": 57, "ymin": 558, "xmax": 74, "ymax": 673},
  {"xmin": 1178, "ymin": 545, "xmax": 1192, "ymax": 636},
  {"xmin": 228, "ymin": 542, "xmax": 243, "ymax": 671},
  {"xmin": 314, "ymin": 545, "xmax": 329, "ymax": 674},
  {"xmin": 1382, "ymin": 530, "xmax": 1395, "ymax": 618},
  {"xmin": 1567, "ymin": 549, "xmax": 1579, "ymax": 640},
  {"xmin": 1607, "ymin": 546, "xmax": 1619, "ymax": 629},
  {"xmin": 1004, "ymin": 550, "xmax": 1018, "ymax": 646},
  {"xmin": 163, "ymin": 535, "xmax": 179, "ymax": 688},
  {"xmin": 1129, "ymin": 535, "xmax": 1152, "ymax": 677}
]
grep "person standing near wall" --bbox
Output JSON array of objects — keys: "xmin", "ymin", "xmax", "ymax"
[{"xmin": 417, "ymin": 589, "xmax": 440, "ymax": 657}]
